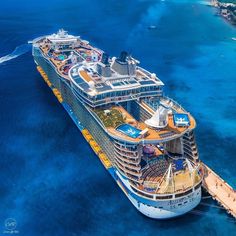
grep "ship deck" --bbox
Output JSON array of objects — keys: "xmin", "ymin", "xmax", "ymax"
[
  {"xmin": 39, "ymin": 39, "xmax": 101, "ymax": 81},
  {"xmin": 35, "ymin": 35, "xmax": 203, "ymax": 201},
  {"xmin": 40, "ymin": 44, "xmax": 70, "ymax": 79},
  {"xmin": 137, "ymin": 155, "xmax": 202, "ymax": 194},
  {"xmin": 95, "ymin": 105, "xmax": 195, "ymax": 142}
]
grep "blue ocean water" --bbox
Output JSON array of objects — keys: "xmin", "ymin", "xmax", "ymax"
[{"xmin": 0, "ymin": 0, "xmax": 236, "ymax": 235}]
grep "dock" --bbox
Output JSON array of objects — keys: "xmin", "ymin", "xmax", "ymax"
[{"xmin": 202, "ymin": 163, "xmax": 236, "ymax": 218}]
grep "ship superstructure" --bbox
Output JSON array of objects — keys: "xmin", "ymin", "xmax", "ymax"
[{"xmin": 32, "ymin": 30, "xmax": 203, "ymax": 219}]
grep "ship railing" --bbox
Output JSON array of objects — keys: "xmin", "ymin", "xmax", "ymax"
[
  {"xmin": 143, "ymin": 181, "xmax": 159, "ymax": 190},
  {"xmin": 114, "ymin": 143, "xmax": 138, "ymax": 153},
  {"xmin": 114, "ymin": 153, "xmax": 139, "ymax": 165},
  {"xmin": 161, "ymin": 95, "xmax": 188, "ymax": 113},
  {"xmin": 137, "ymin": 67, "xmax": 152, "ymax": 78},
  {"xmin": 140, "ymin": 164, "xmax": 150, "ymax": 172},
  {"xmin": 114, "ymin": 140, "xmax": 137, "ymax": 148},
  {"xmin": 114, "ymin": 147, "xmax": 139, "ymax": 158},
  {"xmin": 115, "ymin": 157, "xmax": 141, "ymax": 171},
  {"xmin": 71, "ymin": 84, "xmax": 162, "ymax": 108},
  {"xmin": 88, "ymin": 108, "xmax": 107, "ymax": 130},
  {"xmin": 141, "ymin": 98, "xmax": 157, "ymax": 112}
]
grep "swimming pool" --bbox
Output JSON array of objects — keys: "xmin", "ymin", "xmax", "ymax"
[
  {"xmin": 58, "ymin": 55, "xmax": 66, "ymax": 61},
  {"xmin": 173, "ymin": 113, "xmax": 190, "ymax": 127},
  {"xmin": 116, "ymin": 124, "xmax": 142, "ymax": 138}
]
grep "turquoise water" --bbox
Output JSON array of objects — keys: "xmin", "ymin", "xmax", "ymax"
[{"xmin": 0, "ymin": 0, "xmax": 235, "ymax": 235}]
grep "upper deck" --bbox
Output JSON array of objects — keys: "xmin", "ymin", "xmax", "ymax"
[
  {"xmin": 33, "ymin": 30, "xmax": 197, "ymax": 140},
  {"xmin": 34, "ymin": 29, "xmax": 103, "ymax": 81},
  {"xmin": 33, "ymin": 30, "xmax": 164, "ymax": 107},
  {"xmin": 69, "ymin": 60, "xmax": 164, "ymax": 97},
  {"xmin": 92, "ymin": 101, "xmax": 196, "ymax": 143}
]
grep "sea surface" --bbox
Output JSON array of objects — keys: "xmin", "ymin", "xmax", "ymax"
[{"xmin": 0, "ymin": 0, "xmax": 236, "ymax": 235}]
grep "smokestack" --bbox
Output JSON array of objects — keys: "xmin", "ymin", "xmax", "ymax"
[{"xmin": 119, "ymin": 51, "xmax": 128, "ymax": 62}]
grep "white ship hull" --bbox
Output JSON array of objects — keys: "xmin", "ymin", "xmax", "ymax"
[
  {"xmin": 129, "ymin": 188, "xmax": 201, "ymax": 219},
  {"xmin": 117, "ymin": 171, "xmax": 201, "ymax": 219}
]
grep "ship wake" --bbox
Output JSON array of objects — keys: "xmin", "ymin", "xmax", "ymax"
[{"xmin": 0, "ymin": 44, "xmax": 31, "ymax": 65}]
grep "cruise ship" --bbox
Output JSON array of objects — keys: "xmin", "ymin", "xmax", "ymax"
[{"xmin": 31, "ymin": 30, "xmax": 203, "ymax": 219}]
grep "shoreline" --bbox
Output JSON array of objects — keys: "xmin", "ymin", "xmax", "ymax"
[{"xmin": 210, "ymin": 0, "xmax": 236, "ymax": 25}]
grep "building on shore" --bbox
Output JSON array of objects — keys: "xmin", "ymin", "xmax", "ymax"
[{"xmin": 212, "ymin": 0, "xmax": 236, "ymax": 24}]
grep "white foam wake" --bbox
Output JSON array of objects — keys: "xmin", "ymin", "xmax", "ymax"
[{"xmin": 0, "ymin": 44, "xmax": 31, "ymax": 64}]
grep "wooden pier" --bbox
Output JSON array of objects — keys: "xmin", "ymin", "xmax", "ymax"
[{"xmin": 202, "ymin": 163, "xmax": 236, "ymax": 219}]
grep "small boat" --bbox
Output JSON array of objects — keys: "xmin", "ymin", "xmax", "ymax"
[
  {"xmin": 232, "ymin": 37, "xmax": 236, "ymax": 41},
  {"xmin": 148, "ymin": 25, "xmax": 157, "ymax": 30}
]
